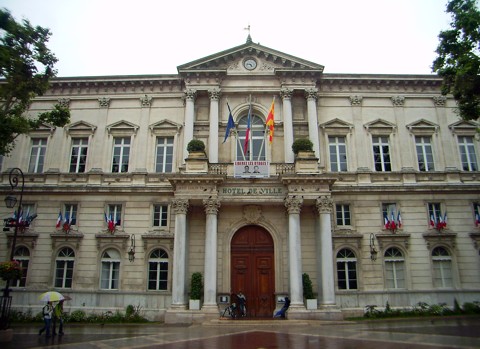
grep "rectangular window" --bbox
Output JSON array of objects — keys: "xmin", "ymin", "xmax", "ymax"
[
  {"xmin": 112, "ymin": 137, "xmax": 130, "ymax": 173},
  {"xmin": 428, "ymin": 202, "xmax": 443, "ymax": 224},
  {"xmin": 385, "ymin": 261, "xmax": 405, "ymax": 289},
  {"xmin": 329, "ymin": 136, "xmax": 348, "ymax": 172},
  {"xmin": 372, "ymin": 136, "xmax": 391, "ymax": 172},
  {"xmin": 335, "ymin": 204, "xmax": 351, "ymax": 226},
  {"xmin": 148, "ymin": 261, "xmax": 169, "ymax": 290},
  {"xmin": 13, "ymin": 259, "xmax": 29, "ymax": 287},
  {"xmin": 20, "ymin": 203, "xmax": 36, "ymax": 227},
  {"xmin": 155, "ymin": 137, "xmax": 173, "ymax": 173},
  {"xmin": 108, "ymin": 204, "xmax": 122, "ymax": 227},
  {"xmin": 55, "ymin": 260, "xmax": 74, "ymax": 288},
  {"xmin": 382, "ymin": 203, "xmax": 397, "ymax": 222},
  {"xmin": 337, "ymin": 261, "xmax": 357, "ymax": 290},
  {"xmin": 64, "ymin": 204, "xmax": 78, "ymax": 226},
  {"xmin": 100, "ymin": 261, "xmax": 119, "ymax": 290},
  {"xmin": 433, "ymin": 259, "xmax": 453, "ymax": 288},
  {"xmin": 458, "ymin": 136, "xmax": 478, "ymax": 171},
  {"xmin": 415, "ymin": 136, "xmax": 435, "ymax": 171},
  {"xmin": 153, "ymin": 204, "xmax": 168, "ymax": 227},
  {"xmin": 28, "ymin": 138, "xmax": 47, "ymax": 173},
  {"xmin": 69, "ymin": 138, "xmax": 88, "ymax": 173}
]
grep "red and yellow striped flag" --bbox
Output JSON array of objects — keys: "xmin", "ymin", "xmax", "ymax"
[{"xmin": 265, "ymin": 98, "xmax": 274, "ymax": 144}]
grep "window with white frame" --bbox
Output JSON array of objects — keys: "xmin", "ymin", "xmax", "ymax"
[
  {"xmin": 100, "ymin": 249, "xmax": 120, "ymax": 290},
  {"xmin": 458, "ymin": 136, "xmax": 478, "ymax": 171},
  {"xmin": 155, "ymin": 137, "xmax": 174, "ymax": 173},
  {"xmin": 329, "ymin": 136, "xmax": 348, "ymax": 172},
  {"xmin": 13, "ymin": 246, "xmax": 30, "ymax": 287},
  {"xmin": 153, "ymin": 204, "xmax": 168, "ymax": 228},
  {"xmin": 335, "ymin": 204, "xmax": 351, "ymax": 226},
  {"xmin": 63, "ymin": 204, "xmax": 78, "ymax": 226},
  {"xmin": 372, "ymin": 136, "xmax": 391, "ymax": 171},
  {"xmin": 148, "ymin": 249, "xmax": 169, "ymax": 290},
  {"xmin": 237, "ymin": 114, "xmax": 266, "ymax": 161},
  {"xmin": 107, "ymin": 204, "xmax": 122, "ymax": 227},
  {"xmin": 19, "ymin": 203, "xmax": 36, "ymax": 227},
  {"xmin": 28, "ymin": 138, "xmax": 47, "ymax": 173},
  {"xmin": 428, "ymin": 202, "xmax": 445, "ymax": 228},
  {"xmin": 336, "ymin": 248, "xmax": 357, "ymax": 290},
  {"xmin": 69, "ymin": 138, "xmax": 88, "ymax": 173},
  {"xmin": 54, "ymin": 247, "xmax": 75, "ymax": 288},
  {"xmin": 384, "ymin": 247, "xmax": 405, "ymax": 289},
  {"xmin": 415, "ymin": 136, "xmax": 435, "ymax": 171},
  {"xmin": 112, "ymin": 137, "xmax": 130, "ymax": 173},
  {"xmin": 432, "ymin": 246, "xmax": 453, "ymax": 288}
]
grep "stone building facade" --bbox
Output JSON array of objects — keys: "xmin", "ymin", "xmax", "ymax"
[{"xmin": 1, "ymin": 37, "xmax": 480, "ymax": 323}]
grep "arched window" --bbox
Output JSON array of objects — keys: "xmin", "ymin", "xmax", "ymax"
[
  {"xmin": 148, "ymin": 249, "xmax": 169, "ymax": 291},
  {"xmin": 55, "ymin": 247, "xmax": 75, "ymax": 288},
  {"xmin": 236, "ymin": 114, "xmax": 266, "ymax": 161},
  {"xmin": 384, "ymin": 247, "xmax": 405, "ymax": 289},
  {"xmin": 100, "ymin": 249, "xmax": 120, "ymax": 290},
  {"xmin": 13, "ymin": 246, "xmax": 30, "ymax": 287},
  {"xmin": 336, "ymin": 248, "xmax": 357, "ymax": 290},
  {"xmin": 432, "ymin": 246, "xmax": 453, "ymax": 288}
]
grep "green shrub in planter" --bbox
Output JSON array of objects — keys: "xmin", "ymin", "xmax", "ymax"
[
  {"xmin": 187, "ymin": 139, "xmax": 205, "ymax": 153},
  {"xmin": 302, "ymin": 273, "xmax": 314, "ymax": 299},
  {"xmin": 292, "ymin": 138, "xmax": 313, "ymax": 155},
  {"xmin": 190, "ymin": 272, "xmax": 203, "ymax": 300}
]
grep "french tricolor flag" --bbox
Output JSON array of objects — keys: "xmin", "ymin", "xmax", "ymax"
[{"xmin": 56, "ymin": 211, "xmax": 62, "ymax": 228}]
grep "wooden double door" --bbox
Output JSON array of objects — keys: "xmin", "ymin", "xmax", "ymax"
[{"xmin": 231, "ymin": 225, "xmax": 275, "ymax": 318}]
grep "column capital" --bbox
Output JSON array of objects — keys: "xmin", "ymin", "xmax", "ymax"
[
  {"xmin": 172, "ymin": 199, "xmax": 189, "ymax": 214},
  {"xmin": 98, "ymin": 97, "xmax": 111, "ymax": 108},
  {"xmin": 203, "ymin": 198, "xmax": 221, "ymax": 215},
  {"xmin": 391, "ymin": 95, "xmax": 405, "ymax": 107},
  {"xmin": 184, "ymin": 88, "xmax": 197, "ymax": 100},
  {"xmin": 280, "ymin": 88, "xmax": 293, "ymax": 99},
  {"xmin": 140, "ymin": 94, "xmax": 153, "ymax": 107},
  {"xmin": 208, "ymin": 88, "xmax": 221, "ymax": 101},
  {"xmin": 316, "ymin": 196, "xmax": 333, "ymax": 213},
  {"xmin": 284, "ymin": 196, "xmax": 303, "ymax": 214},
  {"xmin": 304, "ymin": 88, "xmax": 318, "ymax": 101},
  {"xmin": 349, "ymin": 95, "xmax": 363, "ymax": 106}
]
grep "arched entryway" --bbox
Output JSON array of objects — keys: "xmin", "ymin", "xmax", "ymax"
[{"xmin": 231, "ymin": 225, "xmax": 275, "ymax": 318}]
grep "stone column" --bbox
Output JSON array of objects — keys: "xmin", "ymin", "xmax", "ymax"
[
  {"xmin": 305, "ymin": 88, "xmax": 320, "ymax": 159},
  {"xmin": 316, "ymin": 196, "xmax": 336, "ymax": 306},
  {"xmin": 93, "ymin": 97, "xmax": 111, "ymax": 171},
  {"xmin": 182, "ymin": 89, "xmax": 196, "ymax": 163},
  {"xmin": 284, "ymin": 195, "xmax": 304, "ymax": 307},
  {"xmin": 434, "ymin": 96, "xmax": 457, "ymax": 170},
  {"xmin": 202, "ymin": 198, "xmax": 221, "ymax": 310},
  {"xmin": 171, "ymin": 199, "xmax": 189, "ymax": 308},
  {"xmin": 135, "ymin": 94, "xmax": 152, "ymax": 172},
  {"xmin": 281, "ymin": 88, "xmax": 294, "ymax": 163},
  {"xmin": 350, "ymin": 95, "xmax": 367, "ymax": 170},
  {"xmin": 208, "ymin": 88, "xmax": 221, "ymax": 163}
]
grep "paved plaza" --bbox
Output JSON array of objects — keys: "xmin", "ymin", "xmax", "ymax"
[{"xmin": 3, "ymin": 316, "xmax": 480, "ymax": 349}]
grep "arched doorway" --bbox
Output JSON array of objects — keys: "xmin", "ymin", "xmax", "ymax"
[{"xmin": 231, "ymin": 225, "xmax": 275, "ymax": 318}]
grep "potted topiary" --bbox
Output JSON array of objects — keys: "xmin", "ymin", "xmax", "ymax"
[
  {"xmin": 187, "ymin": 139, "xmax": 206, "ymax": 154},
  {"xmin": 292, "ymin": 138, "xmax": 313, "ymax": 156},
  {"xmin": 189, "ymin": 272, "xmax": 203, "ymax": 310},
  {"xmin": 185, "ymin": 139, "xmax": 208, "ymax": 172},
  {"xmin": 292, "ymin": 138, "xmax": 318, "ymax": 173},
  {"xmin": 302, "ymin": 273, "xmax": 317, "ymax": 310}
]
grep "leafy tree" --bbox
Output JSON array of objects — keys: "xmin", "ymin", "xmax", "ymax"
[
  {"xmin": 432, "ymin": 0, "xmax": 480, "ymax": 121},
  {"xmin": 0, "ymin": 9, "xmax": 70, "ymax": 155}
]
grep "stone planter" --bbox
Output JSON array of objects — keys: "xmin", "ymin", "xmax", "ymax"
[
  {"xmin": 294, "ymin": 151, "xmax": 319, "ymax": 174},
  {"xmin": 189, "ymin": 299, "xmax": 201, "ymax": 310},
  {"xmin": 306, "ymin": 299, "xmax": 317, "ymax": 310},
  {"xmin": 185, "ymin": 152, "xmax": 208, "ymax": 173}
]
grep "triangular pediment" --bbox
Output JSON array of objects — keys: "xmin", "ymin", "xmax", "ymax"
[
  {"xmin": 28, "ymin": 122, "xmax": 55, "ymax": 136},
  {"xmin": 65, "ymin": 121, "xmax": 97, "ymax": 136},
  {"xmin": 106, "ymin": 120, "xmax": 139, "ymax": 136},
  {"xmin": 406, "ymin": 119, "xmax": 439, "ymax": 135},
  {"xmin": 448, "ymin": 119, "xmax": 480, "ymax": 135},
  {"xmin": 364, "ymin": 119, "xmax": 396, "ymax": 135},
  {"xmin": 177, "ymin": 40, "xmax": 324, "ymax": 76},
  {"xmin": 320, "ymin": 118, "xmax": 354, "ymax": 135},
  {"xmin": 149, "ymin": 119, "xmax": 182, "ymax": 135}
]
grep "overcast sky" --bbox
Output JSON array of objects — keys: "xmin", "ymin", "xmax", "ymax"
[{"xmin": 2, "ymin": 0, "xmax": 452, "ymax": 77}]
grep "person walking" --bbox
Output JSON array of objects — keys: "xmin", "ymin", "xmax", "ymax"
[
  {"xmin": 52, "ymin": 299, "xmax": 64, "ymax": 336},
  {"xmin": 39, "ymin": 301, "xmax": 53, "ymax": 337},
  {"xmin": 237, "ymin": 291, "xmax": 247, "ymax": 317}
]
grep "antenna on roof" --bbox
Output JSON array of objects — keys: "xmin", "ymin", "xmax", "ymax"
[{"xmin": 244, "ymin": 24, "xmax": 252, "ymax": 43}]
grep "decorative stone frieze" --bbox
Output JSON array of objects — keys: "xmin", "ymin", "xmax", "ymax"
[
  {"xmin": 203, "ymin": 198, "xmax": 221, "ymax": 215},
  {"xmin": 433, "ymin": 95, "xmax": 447, "ymax": 107},
  {"xmin": 208, "ymin": 88, "xmax": 221, "ymax": 101},
  {"xmin": 57, "ymin": 98, "xmax": 70, "ymax": 108},
  {"xmin": 6, "ymin": 231, "xmax": 38, "ymax": 250},
  {"xmin": 243, "ymin": 205, "xmax": 262, "ymax": 223},
  {"xmin": 423, "ymin": 231, "xmax": 456, "ymax": 250},
  {"xmin": 391, "ymin": 96, "xmax": 405, "ymax": 107},
  {"xmin": 95, "ymin": 233, "xmax": 129, "ymax": 250},
  {"xmin": 284, "ymin": 196, "xmax": 303, "ymax": 214},
  {"xmin": 316, "ymin": 196, "xmax": 333, "ymax": 213},
  {"xmin": 140, "ymin": 94, "xmax": 153, "ymax": 107},
  {"xmin": 50, "ymin": 232, "xmax": 84, "ymax": 249},
  {"xmin": 98, "ymin": 97, "xmax": 111, "ymax": 108},
  {"xmin": 376, "ymin": 233, "xmax": 410, "ymax": 251},
  {"xmin": 304, "ymin": 88, "xmax": 318, "ymax": 100},
  {"xmin": 349, "ymin": 95, "xmax": 363, "ymax": 106},
  {"xmin": 171, "ymin": 199, "xmax": 189, "ymax": 214},
  {"xmin": 332, "ymin": 231, "xmax": 363, "ymax": 250},
  {"xmin": 280, "ymin": 88, "xmax": 293, "ymax": 99}
]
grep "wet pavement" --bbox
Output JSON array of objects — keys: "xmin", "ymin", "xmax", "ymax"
[{"xmin": 3, "ymin": 316, "xmax": 480, "ymax": 349}]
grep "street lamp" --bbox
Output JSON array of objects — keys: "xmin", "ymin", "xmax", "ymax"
[
  {"xmin": 1, "ymin": 168, "xmax": 25, "ymax": 330},
  {"xmin": 369, "ymin": 233, "xmax": 378, "ymax": 262}
]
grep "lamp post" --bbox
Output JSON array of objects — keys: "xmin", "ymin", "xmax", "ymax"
[
  {"xmin": 369, "ymin": 233, "xmax": 378, "ymax": 262},
  {"xmin": 1, "ymin": 168, "xmax": 25, "ymax": 331}
]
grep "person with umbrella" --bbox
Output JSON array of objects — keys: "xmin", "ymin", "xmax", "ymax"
[
  {"xmin": 39, "ymin": 301, "xmax": 53, "ymax": 337},
  {"xmin": 53, "ymin": 299, "xmax": 65, "ymax": 336}
]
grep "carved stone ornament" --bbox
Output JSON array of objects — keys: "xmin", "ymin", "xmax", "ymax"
[
  {"xmin": 349, "ymin": 95, "xmax": 363, "ymax": 106},
  {"xmin": 243, "ymin": 205, "xmax": 262, "ymax": 223},
  {"xmin": 140, "ymin": 94, "xmax": 153, "ymax": 107},
  {"xmin": 184, "ymin": 89, "xmax": 197, "ymax": 100},
  {"xmin": 203, "ymin": 198, "xmax": 221, "ymax": 215},
  {"xmin": 391, "ymin": 96, "xmax": 405, "ymax": 107},
  {"xmin": 280, "ymin": 88, "xmax": 293, "ymax": 100},
  {"xmin": 208, "ymin": 88, "xmax": 221, "ymax": 101},
  {"xmin": 433, "ymin": 95, "xmax": 447, "ymax": 107},
  {"xmin": 284, "ymin": 196, "xmax": 303, "ymax": 214},
  {"xmin": 171, "ymin": 199, "xmax": 189, "ymax": 214},
  {"xmin": 304, "ymin": 88, "xmax": 318, "ymax": 100},
  {"xmin": 98, "ymin": 97, "xmax": 111, "ymax": 108},
  {"xmin": 57, "ymin": 98, "xmax": 70, "ymax": 108},
  {"xmin": 316, "ymin": 196, "xmax": 333, "ymax": 213}
]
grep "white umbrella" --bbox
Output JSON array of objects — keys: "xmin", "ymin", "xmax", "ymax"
[{"xmin": 39, "ymin": 291, "xmax": 65, "ymax": 302}]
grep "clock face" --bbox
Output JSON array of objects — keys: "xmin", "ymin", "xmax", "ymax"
[{"xmin": 244, "ymin": 59, "xmax": 257, "ymax": 70}]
